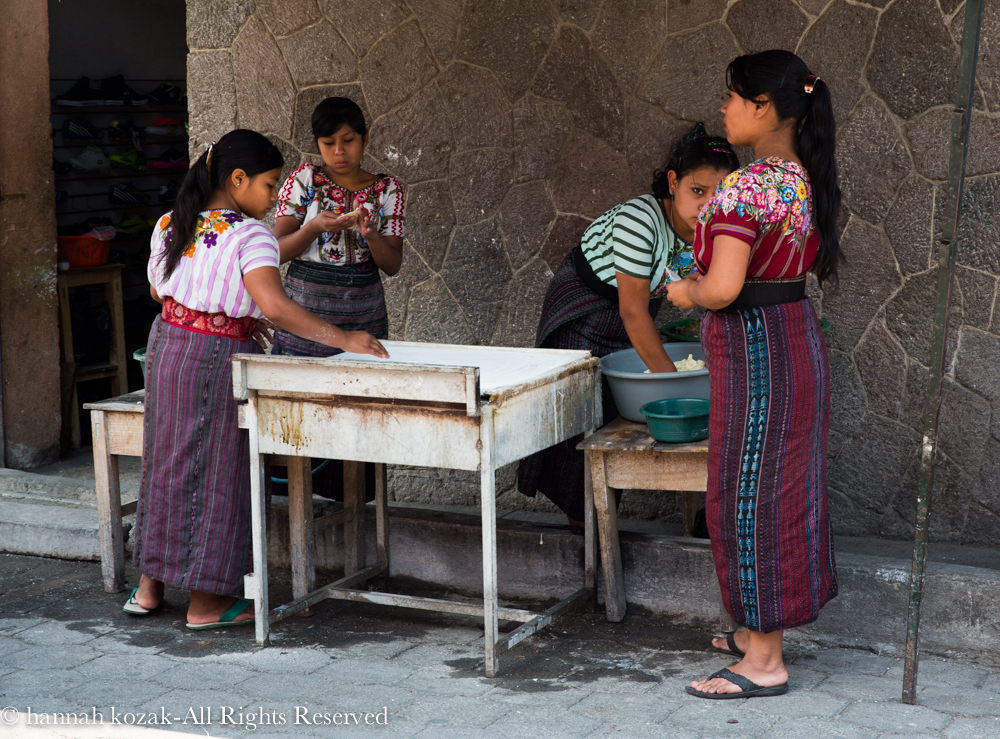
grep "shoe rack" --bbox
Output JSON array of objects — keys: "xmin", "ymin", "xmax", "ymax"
[{"xmin": 51, "ymin": 77, "xmax": 189, "ymax": 257}]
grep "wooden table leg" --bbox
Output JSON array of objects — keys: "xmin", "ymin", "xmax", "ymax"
[
  {"xmin": 287, "ymin": 457, "xmax": 315, "ymax": 616},
  {"xmin": 92, "ymin": 410, "xmax": 125, "ymax": 593},
  {"xmin": 104, "ymin": 270, "xmax": 127, "ymax": 396},
  {"xmin": 343, "ymin": 461, "xmax": 366, "ymax": 576},
  {"xmin": 683, "ymin": 491, "xmax": 699, "ymax": 537},
  {"xmin": 479, "ymin": 406, "xmax": 499, "ymax": 677},
  {"xmin": 590, "ymin": 451, "xmax": 627, "ymax": 623},
  {"xmin": 583, "ymin": 444, "xmax": 597, "ymax": 604},
  {"xmin": 375, "ymin": 463, "xmax": 389, "ymax": 574}
]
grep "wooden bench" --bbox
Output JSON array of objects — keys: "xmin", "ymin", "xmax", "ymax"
[
  {"xmin": 578, "ymin": 416, "xmax": 709, "ymax": 623},
  {"xmin": 83, "ymin": 391, "xmax": 370, "ymax": 600}
]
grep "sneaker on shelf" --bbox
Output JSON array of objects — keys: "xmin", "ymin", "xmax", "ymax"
[
  {"xmin": 145, "ymin": 117, "xmax": 185, "ymax": 136},
  {"xmin": 109, "ymin": 148, "xmax": 146, "ymax": 171},
  {"xmin": 53, "ymin": 158, "xmax": 72, "ymax": 175},
  {"xmin": 100, "ymin": 75, "xmax": 148, "ymax": 106},
  {"xmin": 108, "ymin": 118, "xmax": 143, "ymax": 151},
  {"xmin": 53, "ymin": 77, "xmax": 103, "ymax": 106},
  {"xmin": 62, "ymin": 116, "xmax": 103, "ymax": 144},
  {"xmin": 158, "ymin": 180, "xmax": 181, "ymax": 204},
  {"xmin": 69, "ymin": 146, "xmax": 110, "ymax": 171},
  {"xmin": 115, "ymin": 214, "xmax": 150, "ymax": 235},
  {"xmin": 148, "ymin": 146, "xmax": 189, "ymax": 172},
  {"xmin": 109, "ymin": 181, "xmax": 149, "ymax": 206},
  {"xmin": 144, "ymin": 83, "xmax": 184, "ymax": 105}
]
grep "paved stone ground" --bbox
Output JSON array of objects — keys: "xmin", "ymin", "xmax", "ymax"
[{"xmin": 1, "ymin": 553, "xmax": 998, "ymax": 739}]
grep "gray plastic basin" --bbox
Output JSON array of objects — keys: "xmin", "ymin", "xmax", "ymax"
[{"xmin": 599, "ymin": 342, "xmax": 710, "ymax": 423}]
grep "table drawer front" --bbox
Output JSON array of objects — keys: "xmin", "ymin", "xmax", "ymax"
[
  {"xmin": 255, "ymin": 398, "xmax": 482, "ymax": 471},
  {"xmin": 106, "ymin": 413, "xmax": 144, "ymax": 456},
  {"xmin": 604, "ymin": 450, "xmax": 708, "ymax": 491}
]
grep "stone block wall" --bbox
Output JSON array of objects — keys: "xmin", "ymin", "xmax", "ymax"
[{"xmin": 186, "ymin": 0, "xmax": 1000, "ymax": 543}]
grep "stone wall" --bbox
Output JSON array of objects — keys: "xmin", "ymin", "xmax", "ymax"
[
  {"xmin": 186, "ymin": 0, "xmax": 1000, "ymax": 543},
  {"xmin": 0, "ymin": 0, "xmax": 61, "ymax": 468}
]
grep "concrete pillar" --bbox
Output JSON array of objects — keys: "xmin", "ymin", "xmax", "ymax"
[{"xmin": 0, "ymin": 0, "xmax": 61, "ymax": 467}]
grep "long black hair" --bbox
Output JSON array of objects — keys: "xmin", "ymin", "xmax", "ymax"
[
  {"xmin": 651, "ymin": 122, "xmax": 740, "ymax": 200},
  {"xmin": 160, "ymin": 129, "xmax": 283, "ymax": 279},
  {"xmin": 727, "ymin": 50, "xmax": 842, "ymax": 285}
]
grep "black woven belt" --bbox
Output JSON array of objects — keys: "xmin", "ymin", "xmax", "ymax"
[{"xmin": 718, "ymin": 276, "xmax": 807, "ymax": 312}]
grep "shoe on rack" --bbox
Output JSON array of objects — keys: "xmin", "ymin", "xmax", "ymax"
[
  {"xmin": 158, "ymin": 180, "xmax": 181, "ymax": 204},
  {"xmin": 115, "ymin": 214, "xmax": 150, "ymax": 235},
  {"xmin": 62, "ymin": 116, "xmax": 103, "ymax": 144},
  {"xmin": 145, "ymin": 117, "xmax": 185, "ymax": 136},
  {"xmin": 69, "ymin": 146, "xmax": 110, "ymax": 171},
  {"xmin": 109, "ymin": 181, "xmax": 149, "ymax": 206},
  {"xmin": 144, "ymin": 83, "xmax": 183, "ymax": 105},
  {"xmin": 53, "ymin": 77, "xmax": 103, "ymax": 106},
  {"xmin": 109, "ymin": 149, "xmax": 146, "ymax": 171},
  {"xmin": 108, "ymin": 118, "xmax": 143, "ymax": 151},
  {"xmin": 53, "ymin": 158, "xmax": 72, "ymax": 175},
  {"xmin": 100, "ymin": 75, "xmax": 148, "ymax": 106},
  {"xmin": 148, "ymin": 146, "xmax": 189, "ymax": 172}
]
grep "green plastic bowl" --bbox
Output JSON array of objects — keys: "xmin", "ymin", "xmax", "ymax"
[
  {"xmin": 133, "ymin": 347, "xmax": 146, "ymax": 377},
  {"xmin": 658, "ymin": 317, "xmax": 701, "ymax": 342},
  {"xmin": 639, "ymin": 398, "xmax": 710, "ymax": 443}
]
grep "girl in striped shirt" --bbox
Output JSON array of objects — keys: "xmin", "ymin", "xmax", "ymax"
[
  {"xmin": 128, "ymin": 129, "xmax": 387, "ymax": 630},
  {"xmin": 517, "ymin": 124, "xmax": 740, "ymax": 524}
]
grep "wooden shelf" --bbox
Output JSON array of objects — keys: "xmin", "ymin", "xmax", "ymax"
[{"xmin": 51, "ymin": 103, "xmax": 187, "ymax": 115}]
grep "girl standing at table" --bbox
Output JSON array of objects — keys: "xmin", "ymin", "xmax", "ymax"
[
  {"xmin": 272, "ymin": 96, "xmax": 405, "ymax": 357},
  {"xmin": 126, "ymin": 129, "xmax": 387, "ymax": 629},
  {"xmin": 667, "ymin": 50, "xmax": 841, "ymax": 698},
  {"xmin": 517, "ymin": 125, "xmax": 740, "ymax": 524}
]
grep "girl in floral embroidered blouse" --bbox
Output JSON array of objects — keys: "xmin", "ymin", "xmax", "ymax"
[
  {"xmin": 667, "ymin": 51, "xmax": 843, "ymax": 701},
  {"xmin": 273, "ymin": 96, "xmax": 405, "ymax": 358}
]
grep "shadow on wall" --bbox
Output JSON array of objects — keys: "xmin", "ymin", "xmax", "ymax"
[{"xmin": 184, "ymin": 0, "xmax": 1000, "ymax": 545}]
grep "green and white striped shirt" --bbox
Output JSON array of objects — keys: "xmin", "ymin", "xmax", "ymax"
[{"xmin": 579, "ymin": 194, "xmax": 695, "ymax": 297}]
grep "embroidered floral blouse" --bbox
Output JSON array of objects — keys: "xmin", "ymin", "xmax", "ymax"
[
  {"xmin": 694, "ymin": 157, "xmax": 818, "ymax": 279},
  {"xmin": 275, "ymin": 163, "xmax": 406, "ymax": 266},
  {"xmin": 147, "ymin": 209, "xmax": 280, "ymax": 319}
]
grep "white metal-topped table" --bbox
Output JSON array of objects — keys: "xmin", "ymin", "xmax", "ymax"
[{"xmin": 233, "ymin": 341, "xmax": 601, "ymax": 676}]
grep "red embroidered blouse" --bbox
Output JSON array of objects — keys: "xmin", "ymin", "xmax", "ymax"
[{"xmin": 693, "ymin": 157, "xmax": 818, "ymax": 279}]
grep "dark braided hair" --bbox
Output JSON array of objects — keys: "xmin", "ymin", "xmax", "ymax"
[
  {"xmin": 726, "ymin": 50, "xmax": 843, "ymax": 285},
  {"xmin": 651, "ymin": 122, "xmax": 740, "ymax": 200}
]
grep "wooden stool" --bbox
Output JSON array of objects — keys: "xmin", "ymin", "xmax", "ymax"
[
  {"xmin": 59, "ymin": 264, "xmax": 128, "ymax": 449},
  {"xmin": 578, "ymin": 417, "xmax": 708, "ymax": 623}
]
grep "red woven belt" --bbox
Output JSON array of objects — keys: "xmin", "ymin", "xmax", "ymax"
[{"xmin": 162, "ymin": 298, "xmax": 257, "ymax": 340}]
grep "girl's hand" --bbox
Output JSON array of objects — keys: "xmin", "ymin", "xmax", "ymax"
[
  {"xmin": 341, "ymin": 330, "xmax": 389, "ymax": 359},
  {"xmin": 251, "ymin": 319, "xmax": 276, "ymax": 350},
  {"xmin": 355, "ymin": 206, "xmax": 377, "ymax": 241},
  {"xmin": 309, "ymin": 210, "xmax": 357, "ymax": 235},
  {"xmin": 666, "ymin": 279, "xmax": 698, "ymax": 309}
]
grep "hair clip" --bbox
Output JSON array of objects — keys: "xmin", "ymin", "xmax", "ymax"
[
  {"xmin": 804, "ymin": 75, "xmax": 820, "ymax": 94},
  {"xmin": 682, "ymin": 122, "xmax": 708, "ymax": 145},
  {"xmin": 206, "ymin": 142, "xmax": 216, "ymax": 174}
]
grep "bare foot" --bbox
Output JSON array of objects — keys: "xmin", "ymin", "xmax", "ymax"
[
  {"xmin": 186, "ymin": 591, "xmax": 255, "ymax": 625},
  {"xmin": 135, "ymin": 575, "xmax": 164, "ymax": 610},
  {"xmin": 712, "ymin": 629, "xmax": 747, "ymax": 654},
  {"xmin": 689, "ymin": 657, "xmax": 788, "ymax": 695}
]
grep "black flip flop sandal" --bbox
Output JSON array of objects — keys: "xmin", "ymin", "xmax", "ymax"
[
  {"xmin": 686, "ymin": 667, "xmax": 788, "ymax": 699},
  {"xmin": 712, "ymin": 631, "xmax": 746, "ymax": 658}
]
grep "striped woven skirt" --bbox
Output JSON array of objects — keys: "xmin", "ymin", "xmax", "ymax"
[
  {"xmin": 516, "ymin": 253, "xmax": 661, "ymax": 520},
  {"xmin": 132, "ymin": 316, "xmax": 263, "ymax": 596},
  {"xmin": 273, "ymin": 259, "xmax": 388, "ymax": 357},
  {"xmin": 702, "ymin": 299, "xmax": 838, "ymax": 632}
]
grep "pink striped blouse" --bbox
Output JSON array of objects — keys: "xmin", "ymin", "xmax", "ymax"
[{"xmin": 147, "ymin": 209, "xmax": 280, "ymax": 319}]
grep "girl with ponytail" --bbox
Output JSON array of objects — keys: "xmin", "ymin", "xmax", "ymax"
[
  {"xmin": 127, "ymin": 129, "xmax": 387, "ymax": 630},
  {"xmin": 667, "ymin": 51, "xmax": 841, "ymax": 699}
]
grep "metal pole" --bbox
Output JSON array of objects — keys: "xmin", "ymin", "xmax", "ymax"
[{"xmin": 901, "ymin": 0, "xmax": 983, "ymax": 705}]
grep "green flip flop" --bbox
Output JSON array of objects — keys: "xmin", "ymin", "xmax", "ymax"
[{"xmin": 186, "ymin": 599, "xmax": 254, "ymax": 630}]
